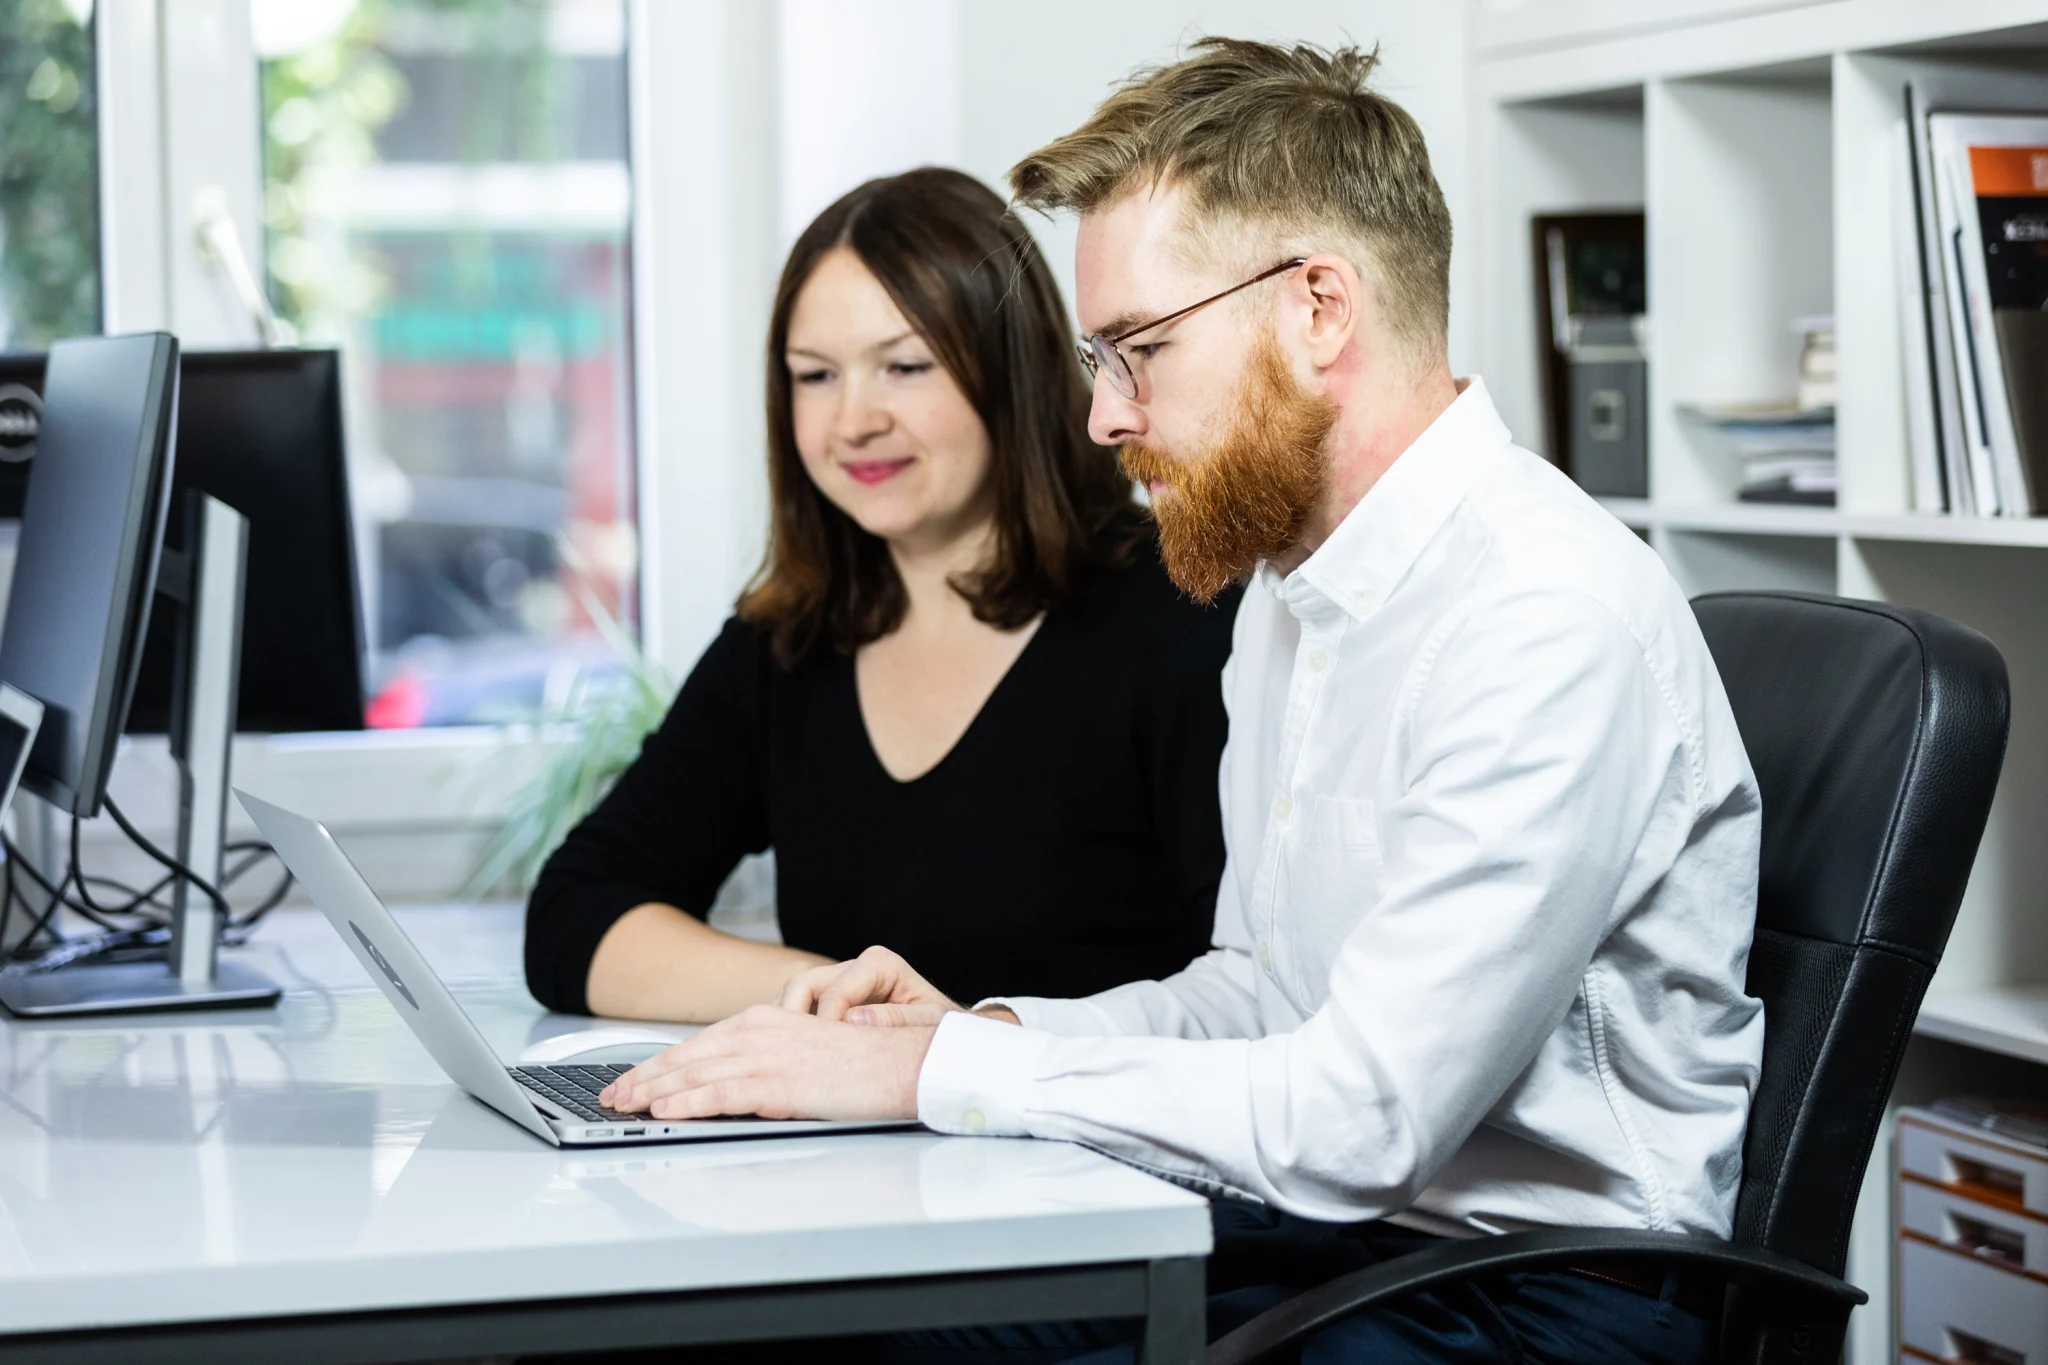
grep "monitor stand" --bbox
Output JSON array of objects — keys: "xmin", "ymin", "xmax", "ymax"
[{"xmin": 0, "ymin": 493, "xmax": 283, "ymax": 1017}]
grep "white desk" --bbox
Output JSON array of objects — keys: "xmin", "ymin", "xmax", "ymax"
[{"xmin": 0, "ymin": 905, "xmax": 1211, "ymax": 1363}]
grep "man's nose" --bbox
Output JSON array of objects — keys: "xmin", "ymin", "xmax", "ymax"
[{"xmin": 1088, "ymin": 374, "xmax": 1146, "ymax": 447}]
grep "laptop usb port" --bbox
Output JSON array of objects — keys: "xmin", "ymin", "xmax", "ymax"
[{"xmin": 623, "ymin": 1127, "xmax": 646, "ymax": 1136}]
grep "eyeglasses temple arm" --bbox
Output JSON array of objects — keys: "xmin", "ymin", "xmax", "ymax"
[{"xmin": 1107, "ymin": 258, "xmax": 1310, "ymax": 346}]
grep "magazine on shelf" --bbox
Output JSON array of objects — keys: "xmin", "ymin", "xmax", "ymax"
[
  {"xmin": 1893, "ymin": 124, "xmax": 1947, "ymax": 513},
  {"xmin": 1900, "ymin": 70, "xmax": 2048, "ymax": 518},
  {"xmin": 1929, "ymin": 116, "xmax": 2011, "ymax": 514},
  {"xmin": 1930, "ymin": 114, "xmax": 2048, "ymax": 517},
  {"xmin": 1905, "ymin": 84, "xmax": 1982, "ymax": 515},
  {"xmin": 1931, "ymin": 116, "xmax": 2048, "ymax": 520}
]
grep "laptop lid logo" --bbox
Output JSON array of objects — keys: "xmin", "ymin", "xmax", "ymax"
[{"xmin": 350, "ymin": 921, "xmax": 418, "ymax": 1008}]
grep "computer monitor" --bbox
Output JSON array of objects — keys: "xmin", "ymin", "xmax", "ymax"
[
  {"xmin": 0, "ymin": 333, "xmax": 179, "ymax": 817},
  {"xmin": 125, "ymin": 350, "xmax": 365, "ymax": 734},
  {"xmin": 0, "ymin": 350, "xmax": 366, "ymax": 735}
]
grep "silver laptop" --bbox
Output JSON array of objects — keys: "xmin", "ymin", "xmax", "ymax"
[{"xmin": 237, "ymin": 789, "xmax": 918, "ymax": 1147}]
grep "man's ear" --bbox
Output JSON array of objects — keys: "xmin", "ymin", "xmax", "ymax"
[{"xmin": 1285, "ymin": 252, "xmax": 1363, "ymax": 372}]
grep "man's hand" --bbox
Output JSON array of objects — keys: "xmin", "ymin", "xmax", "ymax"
[
  {"xmin": 778, "ymin": 945, "xmax": 965, "ymax": 1026},
  {"xmin": 598, "ymin": 1004, "xmax": 932, "ymax": 1121}
]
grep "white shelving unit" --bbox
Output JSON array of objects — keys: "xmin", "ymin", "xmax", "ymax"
[{"xmin": 1472, "ymin": 4, "xmax": 2048, "ymax": 1360}]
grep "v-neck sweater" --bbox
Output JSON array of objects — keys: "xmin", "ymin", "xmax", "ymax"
[{"xmin": 524, "ymin": 552, "xmax": 1241, "ymax": 1015}]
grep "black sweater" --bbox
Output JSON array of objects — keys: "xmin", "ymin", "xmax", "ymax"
[{"xmin": 523, "ymin": 554, "xmax": 1240, "ymax": 1015}]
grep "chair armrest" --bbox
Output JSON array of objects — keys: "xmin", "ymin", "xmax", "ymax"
[{"xmin": 1206, "ymin": 1227, "xmax": 1866, "ymax": 1365}]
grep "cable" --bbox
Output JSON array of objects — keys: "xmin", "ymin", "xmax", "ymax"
[
  {"xmin": 0, "ymin": 809, "xmax": 293, "ymax": 971},
  {"xmin": 0, "ymin": 837, "xmax": 15, "ymax": 961},
  {"xmin": 0, "ymin": 839, "xmax": 78, "ymax": 964},
  {"xmin": 100, "ymin": 795, "xmax": 231, "ymax": 917},
  {"xmin": 66, "ymin": 812, "xmax": 172, "ymax": 929}
]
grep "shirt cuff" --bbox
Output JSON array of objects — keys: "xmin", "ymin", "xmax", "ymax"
[
  {"xmin": 975, "ymin": 994, "xmax": 1118, "ymax": 1036},
  {"xmin": 917, "ymin": 1010, "xmax": 1049, "ymax": 1137}
]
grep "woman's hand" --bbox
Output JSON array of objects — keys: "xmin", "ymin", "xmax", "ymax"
[{"xmin": 778, "ymin": 945, "xmax": 965, "ymax": 1026}]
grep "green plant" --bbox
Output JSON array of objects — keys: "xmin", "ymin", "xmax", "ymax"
[
  {"xmin": 467, "ymin": 574, "xmax": 674, "ymax": 898},
  {"xmin": 0, "ymin": 0, "xmax": 99, "ymax": 348}
]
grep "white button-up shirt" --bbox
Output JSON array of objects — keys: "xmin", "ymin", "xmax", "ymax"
[{"xmin": 917, "ymin": 376, "xmax": 1765, "ymax": 1237}]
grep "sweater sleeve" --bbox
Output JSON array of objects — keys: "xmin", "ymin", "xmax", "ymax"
[{"xmin": 523, "ymin": 617, "xmax": 774, "ymax": 1014}]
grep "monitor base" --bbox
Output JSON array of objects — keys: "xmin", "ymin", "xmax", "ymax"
[{"xmin": 0, "ymin": 958, "xmax": 280, "ymax": 1017}]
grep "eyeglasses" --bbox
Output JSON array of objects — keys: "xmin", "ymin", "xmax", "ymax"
[{"xmin": 1076, "ymin": 258, "xmax": 1308, "ymax": 400}]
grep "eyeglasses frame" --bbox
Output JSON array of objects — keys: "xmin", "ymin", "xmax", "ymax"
[{"xmin": 1076, "ymin": 257, "xmax": 1310, "ymax": 399}]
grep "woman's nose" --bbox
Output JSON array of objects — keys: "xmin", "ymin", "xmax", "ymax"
[{"xmin": 834, "ymin": 381, "xmax": 892, "ymax": 444}]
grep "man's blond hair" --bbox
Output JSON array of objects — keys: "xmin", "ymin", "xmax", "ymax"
[{"xmin": 1010, "ymin": 38, "xmax": 1451, "ymax": 361}]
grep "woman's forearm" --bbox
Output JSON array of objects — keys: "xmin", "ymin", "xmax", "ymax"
[{"xmin": 584, "ymin": 902, "xmax": 831, "ymax": 1023}]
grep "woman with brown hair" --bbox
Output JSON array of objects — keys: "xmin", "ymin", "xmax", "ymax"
[{"xmin": 523, "ymin": 167, "xmax": 1238, "ymax": 1022}]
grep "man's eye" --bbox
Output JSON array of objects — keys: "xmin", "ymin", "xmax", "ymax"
[{"xmin": 1129, "ymin": 343, "xmax": 1165, "ymax": 361}]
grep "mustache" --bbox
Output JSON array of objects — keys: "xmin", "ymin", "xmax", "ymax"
[{"xmin": 1118, "ymin": 442, "xmax": 1176, "ymax": 490}]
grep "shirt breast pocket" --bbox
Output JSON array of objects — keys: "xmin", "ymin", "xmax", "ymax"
[
  {"xmin": 1286, "ymin": 797, "xmax": 1383, "ymax": 1002},
  {"xmin": 1306, "ymin": 795, "xmax": 1381, "ymax": 854}
]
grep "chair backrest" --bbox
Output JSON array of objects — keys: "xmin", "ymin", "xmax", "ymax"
[{"xmin": 1691, "ymin": 592, "xmax": 2008, "ymax": 1279}]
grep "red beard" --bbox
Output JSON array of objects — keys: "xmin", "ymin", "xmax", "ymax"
[{"xmin": 1119, "ymin": 337, "xmax": 1336, "ymax": 603}]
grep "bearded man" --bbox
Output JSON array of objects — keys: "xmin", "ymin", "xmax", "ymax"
[{"xmin": 604, "ymin": 38, "xmax": 1764, "ymax": 1363}]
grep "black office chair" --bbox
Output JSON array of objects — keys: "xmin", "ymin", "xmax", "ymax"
[{"xmin": 1210, "ymin": 591, "xmax": 2010, "ymax": 1365}]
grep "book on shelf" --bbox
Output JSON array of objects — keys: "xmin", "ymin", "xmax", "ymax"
[
  {"xmin": 1931, "ymin": 119, "xmax": 2048, "ymax": 517},
  {"xmin": 1904, "ymin": 84, "xmax": 1978, "ymax": 515},
  {"xmin": 1900, "ymin": 77, "xmax": 2048, "ymax": 518},
  {"xmin": 1676, "ymin": 401, "xmax": 1837, "ymax": 507}
]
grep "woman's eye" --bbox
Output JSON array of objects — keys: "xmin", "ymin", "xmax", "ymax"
[
  {"xmin": 887, "ymin": 360, "xmax": 935, "ymax": 378},
  {"xmin": 793, "ymin": 369, "xmax": 832, "ymax": 386}
]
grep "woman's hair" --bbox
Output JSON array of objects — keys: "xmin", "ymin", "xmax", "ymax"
[{"xmin": 737, "ymin": 166, "xmax": 1145, "ymax": 667}]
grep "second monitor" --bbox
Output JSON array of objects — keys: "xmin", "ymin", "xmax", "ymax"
[{"xmin": 0, "ymin": 348, "xmax": 365, "ymax": 736}]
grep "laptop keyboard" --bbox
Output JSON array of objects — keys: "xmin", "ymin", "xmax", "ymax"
[{"xmin": 511, "ymin": 1063, "xmax": 643, "ymax": 1122}]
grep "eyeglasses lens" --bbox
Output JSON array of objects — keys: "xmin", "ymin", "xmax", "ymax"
[{"xmin": 1087, "ymin": 336, "xmax": 1136, "ymax": 399}]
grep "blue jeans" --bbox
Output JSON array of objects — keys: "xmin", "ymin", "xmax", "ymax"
[{"xmin": 866, "ymin": 1202, "xmax": 1717, "ymax": 1364}]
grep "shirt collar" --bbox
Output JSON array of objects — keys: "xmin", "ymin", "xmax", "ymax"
[{"xmin": 1263, "ymin": 375, "xmax": 1513, "ymax": 623}]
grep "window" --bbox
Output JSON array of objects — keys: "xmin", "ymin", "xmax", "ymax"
[
  {"xmin": 0, "ymin": 0, "xmax": 99, "ymax": 349},
  {"xmin": 254, "ymin": 0, "xmax": 636, "ymax": 728}
]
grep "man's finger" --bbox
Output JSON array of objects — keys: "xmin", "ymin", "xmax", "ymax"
[
  {"xmin": 611, "ymin": 1052, "xmax": 756, "ymax": 1113},
  {"xmin": 846, "ymin": 1001, "xmax": 952, "ymax": 1027},
  {"xmin": 776, "ymin": 963, "xmax": 841, "ymax": 1014},
  {"xmin": 602, "ymin": 1013, "xmax": 785, "ymax": 1104},
  {"xmin": 812, "ymin": 961, "xmax": 895, "ymax": 1022},
  {"xmin": 652, "ymin": 1074, "xmax": 792, "ymax": 1121}
]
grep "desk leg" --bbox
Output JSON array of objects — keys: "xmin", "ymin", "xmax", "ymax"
[{"xmin": 1140, "ymin": 1257, "xmax": 1205, "ymax": 1365}]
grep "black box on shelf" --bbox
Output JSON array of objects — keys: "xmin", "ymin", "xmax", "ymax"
[{"xmin": 1567, "ymin": 315, "xmax": 1648, "ymax": 498}]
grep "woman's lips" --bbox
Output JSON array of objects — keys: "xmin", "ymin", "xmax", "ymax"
[{"xmin": 843, "ymin": 457, "xmax": 915, "ymax": 486}]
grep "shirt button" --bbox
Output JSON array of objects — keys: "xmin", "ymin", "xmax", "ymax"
[
  {"xmin": 1308, "ymin": 650, "xmax": 1330, "ymax": 672},
  {"xmin": 1259, "ymin": 945, "xmax": 1274, "ymax": 974},
  {"xmin": 963, "ymin": 1108, "xmax": 987, "ymax": 1132},
  {"xmin": 1272, "ymin": 797, "xmax": 1293, "ymax": 821}
]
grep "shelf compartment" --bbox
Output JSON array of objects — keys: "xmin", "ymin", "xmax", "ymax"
[
  {"xmin": 1598, "ymin": 498, "xmax": 2048, "ymax": 546},
  {"xmin": 1916, "ymin": 986, "xmax": 2048, "ymax": 1068}
]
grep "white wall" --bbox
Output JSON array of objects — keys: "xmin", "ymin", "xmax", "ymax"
[
  {"xmin": 956, "ymin": 4, "xmax": 1474, "ymax": 370},
  {"xmin": 766, "ymin": 1, "xmax": 1475, "ymax": 381},
  {"xmin": 778, "ymin": 0, "xmax": 961, "ymax": 249}
]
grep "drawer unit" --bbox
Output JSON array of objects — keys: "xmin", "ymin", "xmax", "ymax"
[
  {"xmin": 1902, "ymin": 1178, "xmax": 2048, "ymax": 1278},
  {"xmin": 1899, "ymin": 1235, "xmax": 2048, "ymax": 1364},
  {"xmin": 1900, "ymin": 1112, "xmax": 2048, "ymax": 1218},
  {"xmin": 1898, "ymin": 1108, "xmax": 2048, "ymax": 1364}
]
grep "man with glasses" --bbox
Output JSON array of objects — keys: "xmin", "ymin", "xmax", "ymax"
[{"xmin": 607, "ymin": 37, "xmax": 1761, "ymax": 1363}]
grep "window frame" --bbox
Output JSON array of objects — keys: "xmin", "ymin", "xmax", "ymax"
[{"xmin": 88, "ymin": 0, "xmax": 779, "ymax": 897}]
